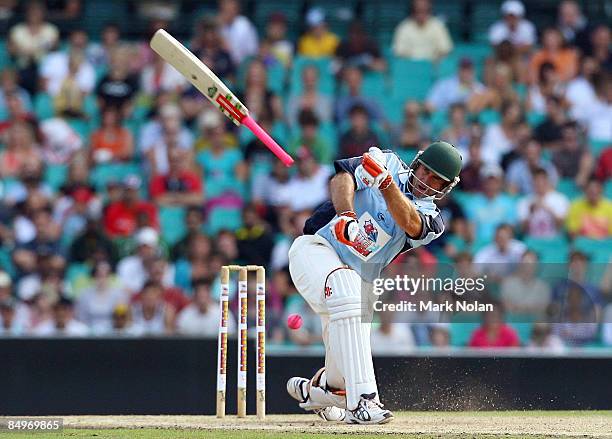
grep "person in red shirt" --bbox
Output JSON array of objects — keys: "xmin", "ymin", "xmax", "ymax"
[
  {"xmin": 468, "ymin": 303, "xmax": 520, "ymax": 348},
  {"xmin": 103, "ymin": 175, "xmax": 159, "ymax": 237},
  {"xmin": 149, "ymin": 148, "xmax": 204, "ymax": 207},
  {"xmin": 595, "ymin": 146, "xmax": 612, "ymax": 182}
]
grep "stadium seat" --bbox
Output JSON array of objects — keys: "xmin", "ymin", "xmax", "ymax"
[
  {"xmin": 33, "ymin": 93, "xmax": 55, "ymax": 120},
  {"xmin": 526, "ymin": 111, "xmax": 546, "ymax": 127},
  {"xmin": 589, "ymin": 139, "xmax": 610, "ymax": 159},
  {"xmin": 556, "ymin": 178, "xmax": 582, "ymax": 200},
  {"xmin": 511, "ymin": 323, "xmax": 534, "ymax": 345},
  {"xmin": 477, "ymin": 109, "xmax": 501, "ymax": 125},
  {"xmin": 524, "ymin": 236, "xmax": 570, "ymax": 263},
  {"xmin": 308, "ymin": 0, "xmax": 358, "ymax": 38},
  {"xmin": 89, "ymin": 162, "xmax": 144, "ymax": 193},
  {"xmin": 205, "ymin": 207, "xmax": 243, "ymax": 235},
  {"xmin": 44, "ymin": 164, "xmax": 69, "ymax": 192},
  {"xmin": 362, "ymin": 0, "xmax": 409, "ymax": 48},
  {"xmin": 253, "ymin": 0, "xmax": 303, "ymax": 42},
  {"xmin": 0, "ymin": 246, "xmax": 15, "ymax": 278},
  {"xmin": 159, "ymin": 206, "xmax": 187, "ymax": 246},
  {"xmin": 361, "ymin": 71, "xmax": 387, "ymax": 104},
  {"xmin": 572, "ymin": 237, "xmax": 612, "ymax": 263},
  {"xmin": 437, "ymin": 43, "xmax": 491, "ymax": 80},
  {"xmin": 470, "ymin": 1, "xmax": 503, "ymax": 43},
  {"xmin": 449, "ymin": 322, "xmax": 480, "ymax": 347},
  {"xmin": 390, "ymin": 58, "xmax": 434, "ymax": 102},
  {"xmin": 67, "ymin": 118, "xmax": 91, "ymax": 143},
  {"xmin": 604, "ymin": 181, "xmax": 612, "ymax": 199},
  {"xmin": 0, "ymin": 40, "xmax": 8, "ymax": 69}
]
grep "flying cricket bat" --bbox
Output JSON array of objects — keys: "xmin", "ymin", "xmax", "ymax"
[{"xmin": 150, "ymin": 29, "xmax": 294, "ymax": 166}]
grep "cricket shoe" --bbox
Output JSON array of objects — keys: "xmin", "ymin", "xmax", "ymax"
[
  {"xmin": 287, "ymin": 376, "xmax": 346, "ymax": 422},
  {"xmin": 345, "ymin": 393, "xmax": 394, "ymax": 425}
]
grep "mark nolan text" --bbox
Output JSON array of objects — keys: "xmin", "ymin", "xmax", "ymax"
[{"xmin": 374, "ymin": 300, "xmax": 493, "ymax": 313}]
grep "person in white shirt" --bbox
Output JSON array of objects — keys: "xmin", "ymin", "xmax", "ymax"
[
  {"xmin": 33, "ymin": 296, "xmax": 89, "ymax": 337},
  {"xmin": 286, "ymin": 148, "xmax": 332, "ymax": 212},
  {"xmin": 177, "ymin": 278, "xmax": 234, "ymax": 336},
  {"xmin": 0, "ymin": 299, "xmax": 27, "ymax": 336},
  {"xmin": 392, "ymin": 0, "xmax": 453, "ymax": 60},
  {"xmin": 218, "ymin": 0, "xmax": 259, "ymax": 65},
  {"xmin": 371, "ymin": 307, "xmax": 415, "ymax": 354},
  {"xmin": 518, "ymin": 168, "xmax": 569, "ymax": 238},
  {"xmin": 474, "ymin": 224, "xmax": 527, "ymax": 279},
  {"xmin": 500, "ymin": 251, "xmax": 552, "ymax": 314},
  {"xmin": 39, "ymin": 29, "xmax": 95, "ymax": 97},
  {"xmin": 117, "ymin": 228, "xmax": 174, "ymax": 295},
  {"xmin": 582, "ymin": 72, "xmax": 612, "ymax": 142},
  {"xmin": 481, "ymin": 100, "xmax": 522, "ymax": 165},
  {"xmin": 488, "ymin": 0, "xmax": 536, "ymax": 53},
  {"xmin": 566, "ymin": 56, "xmax": 599, "ymax": 124},
  {"xmin": 426, "ymin": 58, "xmax": 485, "ymax": 112}
]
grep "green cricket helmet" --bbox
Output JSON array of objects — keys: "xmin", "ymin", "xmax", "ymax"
[{"xmin": 401, "ymin": 141, "xmax": 462, "ymax": 199}]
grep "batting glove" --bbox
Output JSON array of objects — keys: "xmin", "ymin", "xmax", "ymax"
[
  {"xmin": 331, "ymin": 211, "xmax": 359, "ymax": 246},
  {"xmin": 360, "ymin": 147, "xmax": 393, "ymax": 190}
]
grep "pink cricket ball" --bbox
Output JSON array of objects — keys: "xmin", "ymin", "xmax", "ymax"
[{"xmin": 287, "ymin": 313, "xmax": 303, "ymax": 330}]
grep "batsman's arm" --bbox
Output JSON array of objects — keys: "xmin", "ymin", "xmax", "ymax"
[
  {"xmin": 330, "ymin": 172, "xmax": 356, "ymax": 214},
  {"xmin": 380, "ymin": 182, "xmax": 423, "ymax": 238}
]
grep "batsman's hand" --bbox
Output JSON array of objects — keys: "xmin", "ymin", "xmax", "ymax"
[
  {"xmin": 360, "ymin": 147, "xmax": 393, "ymax": 190},
  {"xmin": 331, "ymin": 211, "xmax": 359, "ymax": 246}
]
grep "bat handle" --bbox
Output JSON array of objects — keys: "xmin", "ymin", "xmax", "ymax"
[{"xmin": 242, "ymin": 116, "xmax": 294, "ymax": 167}]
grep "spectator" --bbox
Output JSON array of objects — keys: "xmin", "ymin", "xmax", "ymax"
[
  {"xmin": 286, "ymin": 147, "xmax": 331, "ymax": 212},
  {"xmin": 552, "ymin": 284, "xmax": 599, "ymax": 346},
  {"xmin": 171, "ymin": 207, "xmax": 204, "ymax": 261},
  {"xmin": 552, "ymin": 250, "xmax": 603, "ymax": 308},
  {"xmin": 0, "ymin": 68, "xmax": 32, "ymax": 113},
  {"xmin": 371, "ymin": 309, "xmax": 415, "ymax": 354},
  {"xmin": 54, "ymin": 186, "xmax": 99, "ymax": 247},
  {"xmin": 481, "ymin": 100, "xmax": 522, "ymax": 165},
  {"xmin": 39, "ymin": 28, "xmax": 95, "ymax": 97},
  {"xmin": 468, "ymin": 303, "xmax": 520, "ymax": 348},
  {"xmin": 251, "ymin": 159, "xmax": 293, "ymax": 212},
  {"xmin": 142, "ymin": 104, "xmax": 194, "ymax": 176},
  {"xmin": 595, "ymin": 145, "xmax": 612, "ymax": 182},
  {"xmin": 335, "ymin": 21, "xmax": 386, "ymax": 72},
  {"xmin": 286, "ymin": 65, "xmax": 333, "ymax": 129},
  {"xmin": 90, "ymin": 106, "xmax": 134, "ymax": 163},
  {"xmin": 338, "ymin": 104, "xmax": 380, "ymax": 159},
  {"xmin": 467, "ymin": 165, "xmax": 518, "ymax": 243},
  {"xmin": 392, "ymin": 0, "xmax": 453, "ymax": 61},
  {"xmin": 69, "ymin": 217, "xmax": 118, "ymax": 266},
  {"xmin": 140, "ymin": 256, "xmax": 189, "ymax": 313},
  {"xmin": 110, "ymin": 304, "xmax": 141, "ymax": 336},
  {"xmin": 566, "ymin": 178, "xmax": 612, "ymax": 239},
  {"xmin": 289, "ymin": 109, "xmax": 333, "ymax": 165},
  {"xmin": 534, "ymin": 96, "xmax": 569, "ymax": 148},
  {"xmin": 8, "ymin": 0, "xmax": 59, "ymax": 94},
  {"xmin": 0, "ymin": 121, "xmax": 42, "ymax": 178},
  {"xmin": 0, "ymin": 298, "xmax": 26, "ymax": 335},
  {"xmin": 500, "ymin": 251, "xmax": 551, "ymax": 314},
  {"xmin": 484, "ymin": 40, "xmax": 525, "ymax": 86},
  {"xmin": 33, "ymin": 296, "xmax": 89, "ymax": 336},
  {"xmin": 190, "ymin": 15, "xmax": 235, "ymax": 81},
  {"xmin": 298, "ymin": 8, "xmax": 339, "ymax": 58},
  {"xmin": 0, "ymin": 89, "xmax": 37, "ymax": 145},
  {"xmin": 552, "ymin": 121, "xmax": 594, "ymax": 188},
  {"xmin": 566, "ymin": 56, "xmax": 600, "ymax": 123},
  {"xmin": 236, "ymin": 204, "xmax": 275, "ymax": 268},
  {"xmin": 527, "ymin": 323, "xmax": 564, "ymax": 351},
  {"xmin": 87, "ymin": 22, "xmax": 122, "ymax": 69},
  {"xmin": 529, "ymin": 27, "xmax": 578, "ymax": 84},
  {"xmin": 76, "ymin": 260, "xmax": 127, "ymax": 334},
  {"xmin": 103, "ymin": 175, "xmax": 159, "ymax": 238},
  {"xmin": 527, "ymin": 62, "xmax": 565, "ymax": 115},
  {"xmin": 174, "ymin": 234, "xmax": 215, "ymax": 293},
  {"xmin": 150, "ymin": 148, "xmax": 203, "ymax": 208},
  {"xmin": 53, "ymin": 52, "xmax": 88, "ymax": 118},
  {"xmin": 581, "ymin": 72, "xmax": 611, "ymax": 143},
  {"xmin": 218, "ymin": 0, "xmax": 258, "ymax": 65},
  {"xmin": 488, "ymin": 0, "xmax": 535, "ymax": 54},
  {"xmin": 141, "ymin": 52, "xmax": 187, "ymax": 97},
  {"xmin": 130, "ymin": 280, "xmax": 175, "ymax": 335},
  {"xmin": 426, "ymin": 59, "xmax": 485, "ymax": 112},
  {"xmin": 603, "ymin": 304, "xmax": 612, "ymax": 346},
  {"xmin": 441, "ymin": 103, "xmax": 471, "ymax": 154},
  {"xmin": 95, "ymin": 45, "xmax": 139, "ymax": 114},
  {"xmin": 557, "ymin": 1, "xmax": 590, "ymax": 52},
  {"xmin": 430, "ymin": 323, "xmax": 451, "ymax": 348},
  {"xmin": 335, "ymin": 66, "xmax": 384, "ymax": 125},
  {"xmin": 474, "ymin": 224, "xmax": 526, "ymax": 278},
  {"xmin": 177, "ymin": 278, "xmax": 230, "ymax": 336},
  {"xmin": 116, "ymin": 227, "xmax": 166, "ymax": 294},
  {"xmin": 241, "ymin": 59, "xmax": 283, "ymax": 122},
  {"xmin": 458, "ymin": 131, "xmax": 485, "ymax": 192},
  {"xmin": 518, "ymin": 168, "xmax": 569, "ymax": 238},
  {"xmin": 261, "ymin": 12, "xmax": 293, "ymax": 68},
  {"xmin": 506, "ymin": 140, "xmax": 559, "ymax": 195},
  {"xmin": 585, "ymin": 24, "xmax": 611, "ymax": 71},
  {"xmin": 469, "ymin": 63, "xmax": 519, "ymax": 114},
  {"xmin": 395, "ymin": 101, "xmax": 429, "ymax": 161}
]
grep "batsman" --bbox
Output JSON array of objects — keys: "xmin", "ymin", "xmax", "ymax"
[{"xmin": 286, "ymin": 141, "xmax": 462, "ymax": 424}]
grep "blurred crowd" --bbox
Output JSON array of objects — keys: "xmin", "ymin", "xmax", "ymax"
[{"xmin": 0, "ymin": 0, "xmax": 610, "ymax": 350}]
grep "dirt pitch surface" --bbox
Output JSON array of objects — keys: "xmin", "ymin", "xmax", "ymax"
[{"xmin": 60, "ymin": 411, "xmax": 612, "ymax": 438}]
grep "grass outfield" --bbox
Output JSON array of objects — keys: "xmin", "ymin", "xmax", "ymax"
[{"xmin": 2, "ymin": 412, "xmax": 611, "ymax": 438}]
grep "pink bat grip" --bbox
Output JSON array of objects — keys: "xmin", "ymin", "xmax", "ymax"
[{"xmin": 242, "ymin": 116, "xmax": 294, "ymax": 166}]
